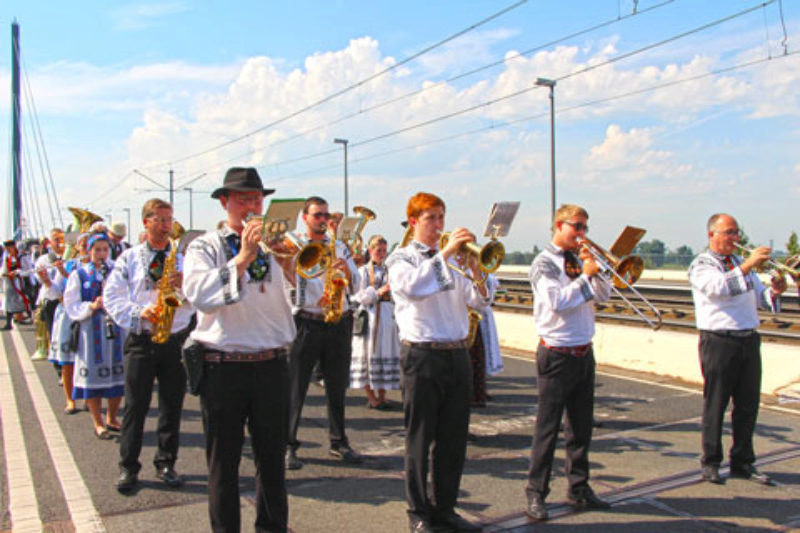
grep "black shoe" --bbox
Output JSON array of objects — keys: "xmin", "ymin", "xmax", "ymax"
[
  {"xmin": 116, "ymin": 470, "xmax": 138, "ymax": 493},
  {"xmin": 730, "ymin": 464, "xmax": 773, "ymax": 485},
  {"xmin": 285, "ymin": 448, "xmax": 303, "ymax": 470},
  {"xmin": 525, "ymin": 493, "xmax": 548, "ymax": 521},
  {"xmin": 408, "ymin": 516, "xmax": 436, "ymax": 533},
  {"xmin": 155, "ymin": 466, "xmax": 184, "ymax": 488},
  {"xmin": 701, "ymin": 464, "xmax": 724, "ymax": 484},
  {"xmin": 329, "ymin": 444, "xmax": 363, "ymax": 464},
  {"xmin": 0, "ymin": 324, "xmax": 11, "ymax": 331},
  {"xmin": 567, "ymin": 487, "xmax": 611, "ymax": 510},
  {"xmin": 433, "ymin": 511, "xmax": 482, "ymax": 531}
]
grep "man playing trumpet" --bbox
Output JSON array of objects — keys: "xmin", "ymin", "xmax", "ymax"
[
  {"xmin": 525, "ymin": 204, "xmax": 611, "ymax": 521},
  {"xmin": 386, "ymin": 192, "xmax": 491, "ymax": 533},
  {"xmin": 183, "ymin": 167, "xmax": 296, "ymax": 532},
  {"xmin": 689, "ymin": 213, "xmax": 785, "ymax": 486}
]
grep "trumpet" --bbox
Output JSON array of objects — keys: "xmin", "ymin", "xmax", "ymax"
[
  {"xmin": 733, "ymin": 243, "xmax": 800, "ymax": 280},
  {"xmin": 438, "ymin": 230, "xmax": 505, "ymax": 284},
  {"xmin": 580, "ymin": 237, "xmax": 662, "ymax": 330},
  {"xmin": 245, "ymin": 213, "xmax": 326, "ymax": 279}
]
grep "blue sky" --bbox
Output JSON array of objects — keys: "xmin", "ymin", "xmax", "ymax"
[{"xmin": 1, "ymin": 0, "xmax": 798, "ymax": 253}]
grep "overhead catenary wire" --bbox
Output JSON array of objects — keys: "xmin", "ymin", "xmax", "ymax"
[
  {"xmin": 268, "ymin": 51, "xmax": 798, "ymax": 183},
  {"xmin": 92, "ymin": 0, "xmax": 790, "ymax": 212},
  {"xmin": 173, "ymin": 0, "xmax": 677, "ymax": 190},
  {"xmin": 158, "ymin": 0, "xmax": 529, "ymax": 170},
  {"xmin": 207, "ymin": 0, "xmax": 781, "ymax": 176}
]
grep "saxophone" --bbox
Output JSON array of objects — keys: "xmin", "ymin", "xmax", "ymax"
[
  {"xmin": 321, "ymin": 225, "xmax": 349, "ymax": 324},
  {"xmin": 151, "ymin": 221, "xmax": 186, "ymax": 344},
  {"xmin": 466, "ymin": 307, "xmax": 483, "ymax": 346}
]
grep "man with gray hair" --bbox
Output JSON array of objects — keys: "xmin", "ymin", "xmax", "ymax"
[{"xmin": 688, "ymin": 213, "xmax": 786, "ymax": 485}]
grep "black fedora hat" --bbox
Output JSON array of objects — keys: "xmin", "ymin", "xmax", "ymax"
[{"xmin": 211, "ymin": 167, "xmax": 276, "ymax": 199}]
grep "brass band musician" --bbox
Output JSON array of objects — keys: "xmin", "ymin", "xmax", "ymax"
[
  {"xmin": 689, "ymin": 213, "xmax": 786, "ymax": 486},
  {"xmin": 285, "ymin": 196, "xmax": 363, "ymax": 470},
  {"xmin": 386, "ymin": 192, "xmax": 490, "ymax": 533},
  {"xmin": 104, "ymin": 198, "xmax": 194, "ymax": 493},
  {"xmin": 183, "ymin": 167, "xmax": 296, "ymax": 532}
]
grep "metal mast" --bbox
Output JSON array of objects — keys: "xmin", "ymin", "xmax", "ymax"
[{"xmin": 11, "ymin": 21, "xmax": 22, "ymax": 238}]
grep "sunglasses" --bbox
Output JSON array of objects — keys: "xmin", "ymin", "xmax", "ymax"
[
  {"xmin": 310, "ymin": 212, "xmax": 331, "ymax": 220},
  {"xmin": 716, "ymin": 229, "xmax": 741, "ymax": 237},
  {"xmin": 563, "ymin": 221, "xmax": 589, "ymax": 233}
]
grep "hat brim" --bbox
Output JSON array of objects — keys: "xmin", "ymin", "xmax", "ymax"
[{"xmin": 211, "ymin": 186, "xmax": 276, "ymax": 199}]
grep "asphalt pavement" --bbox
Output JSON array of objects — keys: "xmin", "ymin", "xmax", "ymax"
[{"xmin": 1, "ymin": 324, "xmax": 799, "ymax": 532}]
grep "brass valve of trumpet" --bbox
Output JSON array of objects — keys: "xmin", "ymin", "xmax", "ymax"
[{"xmin": 244, "ymin": 212, "xmax": 325, "ymax": 279}]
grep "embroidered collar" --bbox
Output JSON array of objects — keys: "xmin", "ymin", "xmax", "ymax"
[
  {"xmin": 145, "ymin": 240, "xmax": 171, "ymax": 254},
  {"xmin": 546, "ymin": 242, "xmax": 574, "ymax": 256},
  {"xmin": 411, "ymin": 240, "xmax": 437, "ymax": 255},
  {"xmin": 708, "ymin": 250, "xmax": 734, "ymax": 261}
]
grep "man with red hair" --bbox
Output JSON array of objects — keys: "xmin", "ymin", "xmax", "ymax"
[{"xmin": 387, "ymin": 192, "xmax": 492, "ymax": 533}]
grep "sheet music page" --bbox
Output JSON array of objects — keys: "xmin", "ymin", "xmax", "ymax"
[{"xmin": 482, "ymin": 201, "xmax": 520, "ymax": 238}]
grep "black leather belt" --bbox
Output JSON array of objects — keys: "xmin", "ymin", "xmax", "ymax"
[
  {"xmin": 402, "ymin": 339, "xmax": 470, "ymax": 350},
  {"xmin": 707, "ymin": 329, "xmax": 756, "ymax": 338},
  {"xmin": 540, "ymin": 339, "xmax": 593, "ymax": 357},
  {"xmin": 203, "ymin": 347, "xmax": 287, "ymax": 363},
  {"xmin": 296, "ymin": 310, "xmax": 353, "ymax": 322}
]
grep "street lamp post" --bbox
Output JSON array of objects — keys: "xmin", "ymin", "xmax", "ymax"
[
  {"xmin": 184, "ymin": 187, "xmax": 194, "ymax": 229},
  {"xmin": 536, "ymin": 77, "xmax": 557, "ymax": 222},
  {"xmin": 333, "ymin": 138, "xmax": 349, "ymax": 214}
]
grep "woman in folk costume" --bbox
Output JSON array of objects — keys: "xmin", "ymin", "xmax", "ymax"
[
  {"xmin": 350, "ymin": 235, "xmax": 401, "ymax": 409},
  {"xmin": 469, "ymin": 274, "xmax": 504, "ymax": 407},
  {"xmin": 63, "ymin": 232, "xmax": 125, "ymax": 439},
  {"xmin": 1, "ymin": 239, "xmax": 32, "ymax": 329},
  {"xmin": 49, "ymin": 233, "xmax": 89, "ymax": 414}
]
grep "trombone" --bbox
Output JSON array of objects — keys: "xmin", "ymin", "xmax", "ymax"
[
  {"xmin": 733, "ymin": 243, "xmax": 800, "ymax": 280},
  {"xmin": 580, "ymin": 237, "xmax": 662, "ymax": 330},
  {"xmin": 438, "ymin": 230, "xmax": 505, "ymax": 285}
]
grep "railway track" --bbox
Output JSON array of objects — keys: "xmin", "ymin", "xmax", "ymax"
[{"xmin": 494, "ymin": 275, "xmax": 800, "ymax": 344}]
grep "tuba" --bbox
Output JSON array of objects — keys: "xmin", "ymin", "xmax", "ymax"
[
  {"xmin": 64, "ymin": 207, "xmax": 103, "ymax": 260},
  {"xmin": 438, "ymin": 230, "xmax": 505, "ymax": 285},
  {"xmin": 151, "ymin": 221, "xmax": 186, "ymax": 344},
  {"xmin": 347, "ymin": 206, "xmax": 376, "ymax": 256}
]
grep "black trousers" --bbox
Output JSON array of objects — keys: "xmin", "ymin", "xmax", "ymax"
[
  {"xmin": 402, "ymin": 345, "xmax": 472, "ymax": 521},
  {"xmin": 287, "ymin": 314, "xmax": 352, "ymax": 449},
  {"xmin": 526, "ymin": 345, "xmax": 596, "ymax": 499},
  {"xmin": 201, "ymin": 357, "xmax": 289, "ymax": 533},
  {"xmin": 699, "ymin": 330, "xmax": 761, "ymax": 468},
  {"xmin": 119, "ymin": 332, "xmax": 187, "ymax": 474}
]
